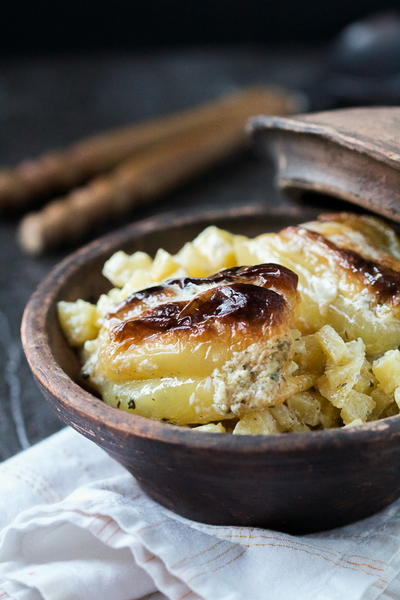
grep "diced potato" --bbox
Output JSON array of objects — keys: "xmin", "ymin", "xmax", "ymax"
[
  {"xmin": 193, "ymin": 423, "xmax": 226, "ymax": 433},
  {"xmin": 102, "ymin": 250, "xmax": 152, "ymax": 287},
  {"xmin": 119, "ymin": 269, "xmax": 154, "ymax": 298},
  {"xmin": 317, "ymin": 339, "xmax": 365, "ymax": 408},
  {"xmin": 370, "ymin": 388, "xmax": 394, "ymax": 419},
  {"xmin": 270, "ymin": 403, "xmax": 310, "ymax": 432},
  {"xmin": 192, "ymin": 226, "xmax": 237, "ymax": 272},
  {"xmin": 233, "ymin": 236, "xmax": 255, "ymax": 265},
  {"xmin": 340, "ymin": 390, "xmax": 375, "ymax": 424},
  {"xmin": 57, "ymin": 299, "xmax": 99, "ymax": 347},
  {"xmin": 233, "ymin": 409, "xmax": 280, "ymax": 435},
  {"xmin": 372, "ymin": 350, "xmax": 400, "ymax": 394},
  {"xmin": 319, "ymin": 397, "xmax": 341, "ymax": 429},
  {"xmin": 279, "ymin": 373, "xmax": 317, "ymax": 402},
  {"xmin": 175, "ymin": 242, "xmax": 210, "ymax": 277},
  {"xmin": 96, "ymin": 286, "xmax": 130, "ymax": 319},
  {"xmin": 151, "ymin": 249, "xmax": 181, "ymax": 282},
  {"xmin": 96, "ymin": 292, "xmax": 120, "ymax": 319},
  {"xmin": 287, "ymin": 392, "xmax": 321, "ymax": 427},
  {"xmin": 316, "ymin": 324, "xmax": 350, "ymax": 364},
  {"xmin": 353, "ymin": 359, "xmax": 374, "ymax": 394},
  {"xmin": 82, "ymin": 338, "xmax": 98, "ymax": 364},
  {"xmin": 293, "ymin": 332, "xmax": 325, "ymax": 374}
]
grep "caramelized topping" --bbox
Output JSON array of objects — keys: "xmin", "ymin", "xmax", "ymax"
[
  {"xmin": 108, "ymin": 263, "xmax": 298, "ymax": 345},
  {"xmin": 113, "ymin": 284, "xmax": 286, "ymax": 343},
  {"xmin": 110, "ymin": 263, "xmax": 297, "ymax": 318},
  {"xmin": 286, "ymin": 227, "xmax": 400, "ymax": 305},
  {"xmin": 167, "ymin": 263, "xmax": 298, "ymax": 292}
]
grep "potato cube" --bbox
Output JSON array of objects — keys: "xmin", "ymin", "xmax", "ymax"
[
  {"xmin": 58, "ymin": 299, "xmax": 99, "ymax": 347},
  {"xmin": 372, "ymin": 350, "xmax": 400, "ymax": 394},
  {"xmin": 102, "ymin": 250, "xmax": 152, "ymax": 287},
  {"xmin": 151, "ymin": 248, "xmax": 181, "ymax": 282},
  {"xmin": 316, "ymin": 325, "xmax": 350, "ymax": 364},
  {"xmin": 120, "ymin": 269, "xmax": 154, "ymax": 298},
  {"xmin": 96, "ymin": 289, "xmax": 124, "ymax": 319},
  {"xmin": 293, "ymin": 332, "xmax": 325, "ymax": 374},
  {"xmin": 319, "ymin": 397, "xmax": 340, "ymax": 429},
  {"xmin": 287, "ymin": 392, "xmax": 321, "ymax": 427},
  {"xmin": 270, "ymin": 403, "xmax": 310, "ymax": 432},
  {"xmin": 233, "ymin": 409, "xmax": 280, "ymax": 435},
  {"xmin": 193, "ymin": 423, "xmax": 226, "ymax": 433},
  {"xmin": 353, "ymin": 359, "xmax": 374, "ymax": 394},
  {"xmin": 280, "ymin": 373, "xmax": 317, "ymax": 401},
  {"xmin": 175, "ymin": 242, "xmax": 210, "ymax": 277},
  {"xmin": 192, "ymin": 226, "xmax": 237, "ymax": 272},
  {"xmin": 340, "ymin": 390, "xmax": 375, "ymax": 424},
  {"xmin": 371, "ymin": 388, "xmax": 394, "ymax": 419},
  {"xmin": 317, "ymin": 339, "xmax": 365, "ymax": 408}
]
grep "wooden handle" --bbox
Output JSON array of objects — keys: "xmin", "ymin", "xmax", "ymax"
[
  {"xmin": 2, "ymin": 86, "xmax": 298, "ymax": 210},
  {"xmin": 18, "ymin": 118, "xmax": 250, "ymax": 253}
]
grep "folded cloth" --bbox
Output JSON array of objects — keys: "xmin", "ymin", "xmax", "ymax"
[{"xmin": 1, "ymin": 428, "xmax": 400, "ymax": 600}]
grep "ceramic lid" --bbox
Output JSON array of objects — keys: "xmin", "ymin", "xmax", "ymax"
[{"xmin": 250, "ymin": 107, "xmax": 400, "ymax": 223}]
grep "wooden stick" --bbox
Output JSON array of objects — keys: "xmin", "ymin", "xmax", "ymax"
[
  {"xmin": 18, "ymin": 117, "xmax": 257, "ymax": 253},
  {"xmin": 2, "ymin": 86, "xmax": 298, "ymax": 210}
]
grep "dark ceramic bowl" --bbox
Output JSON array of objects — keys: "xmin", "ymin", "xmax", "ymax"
[{"xmin": 21, "ymin": 205, "xmax": 400, "ymax": 534}]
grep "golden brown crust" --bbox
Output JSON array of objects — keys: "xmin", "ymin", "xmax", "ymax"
[
  {"xmin": 283, "ymin": 225, "xmax": 400, "ymax": 306},
  {"xmin": 108, "ymin": 264, "xmax": 298, "ymax": 347}
]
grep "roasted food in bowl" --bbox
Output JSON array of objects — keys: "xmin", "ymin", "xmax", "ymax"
[
  {"xmin": 58, "ymin": 211, "xmax": 400, "ymax": 434},
  {"xmin": 21, "ymin": 207, "xmax": 400, "ymax": 532}
]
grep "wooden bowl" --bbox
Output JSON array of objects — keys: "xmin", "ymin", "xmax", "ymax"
[{"xmin": 21, "ymin": 205, "xmax": 400, "ymax": 534}]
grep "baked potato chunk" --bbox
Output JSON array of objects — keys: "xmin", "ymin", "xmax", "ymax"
[
  {"xmin": 235, "ymin": 213, "xmax": 400, "ymax": 355},
  {"xmin": 82, "ymin": 264, "xmax": 300, "ymax": 424}
]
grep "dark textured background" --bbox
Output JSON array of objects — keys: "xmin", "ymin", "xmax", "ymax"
[{"xmin": 0, "ymin": 47, "xmax": 324, "ymax": 460}]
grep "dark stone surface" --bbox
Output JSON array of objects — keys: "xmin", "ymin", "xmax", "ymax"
[{"xmin": 0, "ymin": 47, "xmax": 319, "ymax": 460}]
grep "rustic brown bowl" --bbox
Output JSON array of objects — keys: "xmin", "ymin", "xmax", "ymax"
[{"xmin": 21, "ymin": 205, "xmax": 400, "ymax": 534}]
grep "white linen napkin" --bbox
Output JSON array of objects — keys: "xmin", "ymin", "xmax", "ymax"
[{"xmin": 1, "ymin": 427, "xmax": 400, "ymax": 600}]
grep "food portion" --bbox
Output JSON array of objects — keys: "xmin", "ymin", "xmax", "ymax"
[
  {"xmin": 58, "ymin": 213, "xmax": 400, "ymax": 434},
  {"xmin": 81, "ymin": 264, "xmax": 304, "ymax": 425},
  {"xmin": 236, "ymin": 212, "xmax": 400, "ymax": 356}
]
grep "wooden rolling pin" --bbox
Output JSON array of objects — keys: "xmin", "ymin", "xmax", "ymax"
[
  {"xmin": 18, "ymin": 119, "xmax": 257, "ymax": 253},
  {"xmin": 2, "ymin": 86, "xmax": 297, "ymax": 210},
  {"xmin": 18, "ymin": 86, "xmax": 299, "ymax": 254}
]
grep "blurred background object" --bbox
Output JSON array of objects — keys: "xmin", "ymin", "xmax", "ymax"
[
  {"xmin": 0, "ymin": 1, "xmax": 395, "ymax": 53},
  {"xmin": 1, "ymin": 0, "xmax": 400, "ymax": 459},
  {"xmin": 323, "ymin": 10, "xmax": 400, "ymax": 105},
  {"xmin": 14, "ymin": 86, "xmax": 298, "ymax": 253}
]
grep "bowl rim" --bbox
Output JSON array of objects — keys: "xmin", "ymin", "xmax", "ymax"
[{"xmin": 21, "ymin": 204, "xmax": 400, "ymax": 453}]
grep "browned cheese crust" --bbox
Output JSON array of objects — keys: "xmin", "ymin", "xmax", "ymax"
[
  {"xmin": 108, "ymin": 264, "xmax": 298, "ymax": 350},
  {"xmin": 282, "ymin": 226, "xmax": 400, "ymax": 306}
]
